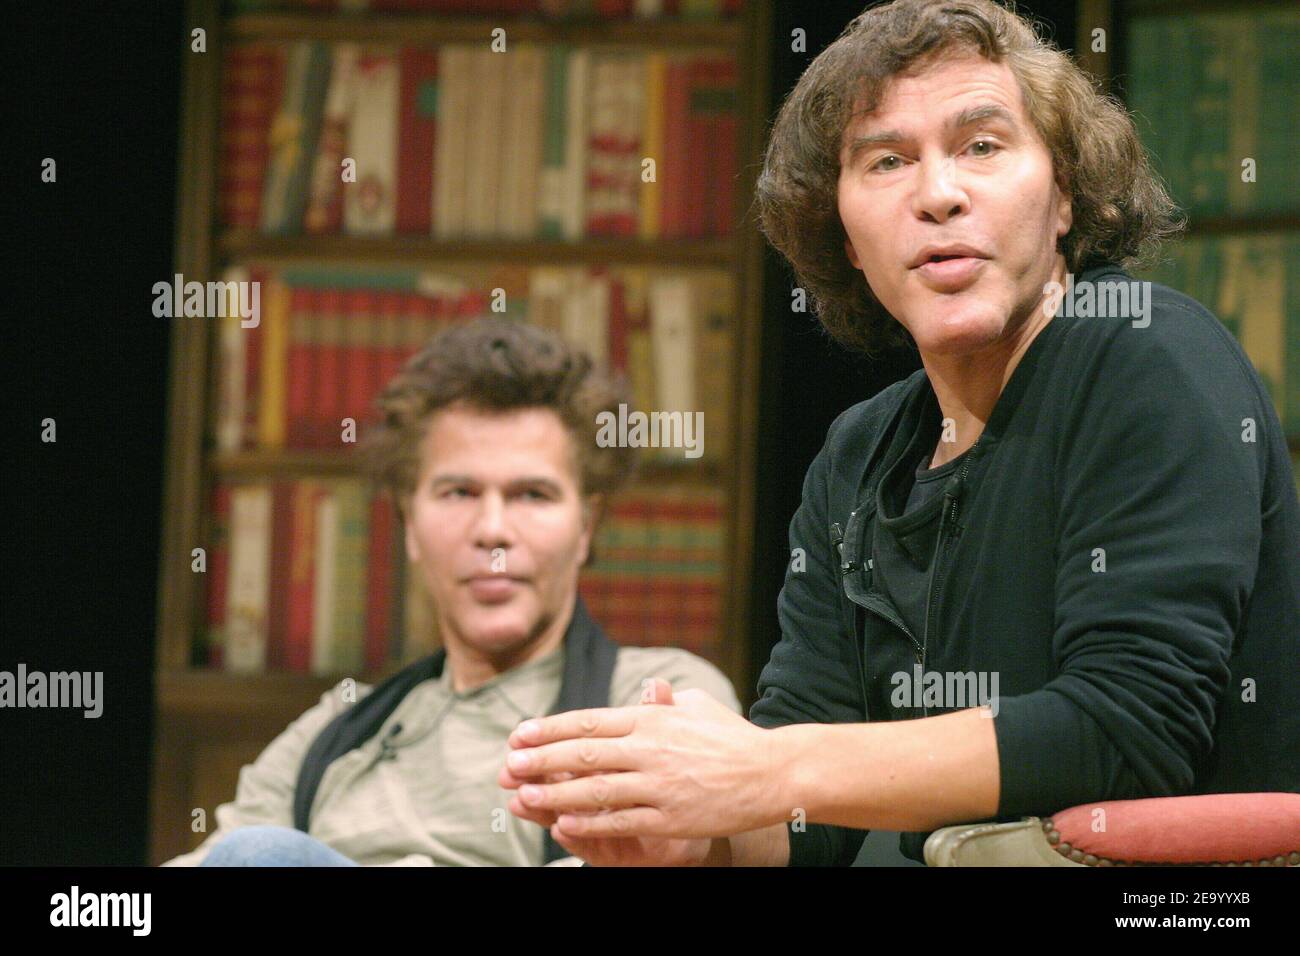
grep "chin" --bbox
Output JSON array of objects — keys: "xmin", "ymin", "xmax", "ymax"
[
  {"xmin": 455, "ymin": 601, "xmax": 539, "ymax": 654},
  {"xmin": 913, "ymin": 305, "xmax": 1007, "ymax": 354}
]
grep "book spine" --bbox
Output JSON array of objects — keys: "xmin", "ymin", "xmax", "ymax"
[
  {"xmin": 303, "ymin": 43, "xmax": 356, "ymax": 234},
  {"xmin": 216, "ymin": 267, "xmax": 249, "ymax": 453},
  {"xmin": 285, "ymin": 479, "xmax": 318, "ymax": 673},
  {"xmin": 220, "ymin": 44, "xmax": 279, "ymax": 230},
  {"xmin": 334, "ymin": 480, "xmax": 370, "ymax": 674},
  {"xmin": 365, "ymin": 493, "xmax": 396, "ymax": 672},
  {"xmin": 226, "ymin": 483, "xmax": 272, "ymax": 673},
  {"xmin": 258, "ymin": 276, "xmax": 290, "ymax": 449},
  {"xmin": 311, "ymin": 484, "xmax": 339, "ymax": 674},
  {"xmin": 315, "ymin": 289, "xmax": 345, "ymax": 449},
  {"xmin": 344, "ymin": 50, "xmax": 402, "ymax": 235},
  {"xmin": 206, "ymin": 482, "xmax": 232, "ymax": 669},
  {"xmin": 266, "ymin": 480, "xmax": 295, "ymax": 670},
  {"xmin": 397, "ymin": 47, "xmax": 440, "ymax": 234},
  {"xmin": 286, "ymin": 287, "xmax": 316, "ymax": 448}
]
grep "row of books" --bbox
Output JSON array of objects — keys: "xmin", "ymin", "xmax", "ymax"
[
  {"xmin": 578, "ymin": 485, "xmax": 724, "ymax": 655},
  {"xmin": 204, "ymin": 478, "xmax": 726, "ymax": 673},
  {"xmin": 1127, "ymin": 8, "xmax": 1300, "ymax": 218},
  {"xmin": 213, "ymin": 264, "xmax": 734, "ymax": 460},
  {"xmin": 228, "ymin": 0, "xmax": 743, "ymax": 18},
  {"xmin": 221, "ymin": 41, "xmax": 739, "ymax": 240},
  {"xmin": 1136, "ymin": 231, "xmax": 1300, "ymax": 445}
]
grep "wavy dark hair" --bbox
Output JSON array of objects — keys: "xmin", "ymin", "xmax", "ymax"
[
  {"xmin": 754, "ymin": 0, "xmax": 1185, "ymax": 355},
  {"xmin": 363, "ymin": 316, "xmax": 637, "ymax": 525}
]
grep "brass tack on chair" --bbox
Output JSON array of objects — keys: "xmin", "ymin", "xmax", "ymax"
[
  {"xmin": 1289, "ymin": 852, "xmax": 1300, "ymax": 866},
  {"xmin": 1047, "ymin": 830, "xmax": 1060, "ymax": 845},
  {"xmin": 1098, "ymin": 858, "xmax": 1113, "ymax": 867},
  {"xmin": 1274, "ymin": 856, "xmax": 1286, "ymax": 867},
  {"xmin": 1069, "ymin": 849, "xmax": 1085, "ymax": 863},
  {"xmin": 1083, "ymin": 853, "xmax": 1098, "ymax": 866},
  {"xmin": 1057, "ymin": 841, "xmax": 1071, "ymax": 854}
]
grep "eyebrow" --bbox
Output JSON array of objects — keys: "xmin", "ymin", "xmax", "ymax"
[
  {"xmin": 844, "ymin": 103, "xmax": 1018, "ymax": 166},
  {"xmin": 430, "ymin": 474, "xmax": 563, "ymax": 495}
]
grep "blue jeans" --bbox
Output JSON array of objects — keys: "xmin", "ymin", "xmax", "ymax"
[{"xmin": 199, "ymin": 825, "xmax": 359, "ymax": 867}]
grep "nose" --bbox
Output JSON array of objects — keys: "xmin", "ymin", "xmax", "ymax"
[
  {"xmin": 911, "ymin": 152, "xmax": 968, "ymax": 224},
  {"xmin": 470, "ymin": 489, "xmax": 514, "ymax": 553}
]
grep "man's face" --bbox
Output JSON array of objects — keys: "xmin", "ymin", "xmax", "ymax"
[
  {"xmin": 404, "ymin": 404, "xmax": 595, "ymax": 658},
  {"xmin": 838, "ymin": 52, "xmax": 1072, "ymax": 355}
]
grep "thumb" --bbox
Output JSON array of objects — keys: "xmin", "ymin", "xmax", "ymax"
[{"xmin": 638, "ymin": 677, "xmax": 674, "ymax": 705}]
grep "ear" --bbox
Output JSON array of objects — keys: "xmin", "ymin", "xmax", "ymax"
[
  {"xmin": 577, "ymin": 493, "xmax": 602, "ymax": 566},
  {"xmin": 844, "ymin": 236, "xmax": 862, "ymax": 270},
  {"xmin": 1054, "ymin": 175, "xmax": 1074, "ymax": 239},
  {"xmin": 402, "ymin": 497, "xmax": 421, "ymax": 565}
]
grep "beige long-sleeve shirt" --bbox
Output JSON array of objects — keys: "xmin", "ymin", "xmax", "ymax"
[{"xmin": 163, "ymin": 645, "xmax": 740, "ymax": 867}]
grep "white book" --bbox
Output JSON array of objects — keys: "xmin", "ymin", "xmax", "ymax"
[
  {"xmin": 344, "ymin": 50, "xmax": 400, "ymax": 236},
  {"xmin": 433, "ymin": 46, "xmax": 470, "ymax": 238},
  {"xmin": 216, "ymin": 266, "xmax": 248, "ymax": 453},
  {"xmin": 311, "ymin": 487, "xmax": 338, "ymax": 675},
  {"xmin": 649, "ymin": 275, "xmax": 696, "ymax": 415},
  {"xmin": 500, "ymin": 45, "xmax": 546, "ymax": 239},
  {"xmin": 564, "ymin": 270, "xmax": 609, "ymax": 369},
  {"xmin": 466, "ymin": 47, "xmax": 508, "ymax": 237},
  {"xmin": 561, "ymin": 48, "xmax": 590, "ymax": 240},
  {"xmin": 225, "ymin": 484, "xmax": 272, "ymax": 673}
]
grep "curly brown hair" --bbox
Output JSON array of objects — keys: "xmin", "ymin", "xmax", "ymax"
[
  {"xmin": 754, "ymin": 0, "xmax": 1185, "ymax": 355},
  {"xmin": 363, "ymin": 316, "xmax": 638, "ymax": 519}
]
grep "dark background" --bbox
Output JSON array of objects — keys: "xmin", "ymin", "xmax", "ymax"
[{"xmin": 4, "ymin": 0, "xmax": 1076, "ymax": 866}]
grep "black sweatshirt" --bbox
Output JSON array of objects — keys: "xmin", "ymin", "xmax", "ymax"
[{"xmin": 749, "ymin": 261, "xmax": 1300, "ymax": 865}]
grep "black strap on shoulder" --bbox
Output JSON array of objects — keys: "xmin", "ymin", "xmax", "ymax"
[{"xmin": 292, "ymin": 595, "xmax": 619, "ymax": 866}]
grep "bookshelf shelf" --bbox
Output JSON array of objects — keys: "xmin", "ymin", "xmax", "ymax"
[
  {"xmin": 218, "ymin": 231, "xmax": 739, "ymax": 268},
  {"xmin": 209, "ymin": 449, "xmax": 726, "ymax": 483},
  {"xmin": 226, "ymin": 12, "xmax": 744, "ymax": 48}
]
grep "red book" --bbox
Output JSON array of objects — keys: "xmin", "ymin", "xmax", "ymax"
[
  {"xmin": 286, "ymin": 287, "xmax": 316, "ymax": 448},
  {"xmin": 365, "ymin": 493, "xmax": 396, "ymax": 672},
  {"xmin": 660, "ymin": 58, "xmax": 688, "ymax": 239},
  {"xmin": 314, "ymin": 289, "xmax": 345, "ymax": 449},
  {"xmin": 219, "ymin": 45, "xmax": 281, "ymax": 229},
  {"xmin": 206, "ymin": 482, "xmax": 232, "ymax": 669},
  {"xmin": 284, "ymin": 481, "xmax": 318, "ymax": 673},
  {"xmin": 243, "ymin": 267, "xmax": 268, "ymax": 449},
  {"xmin": 711, "ymin": 58, "xmax": 738, "ymax": 237},
  {"xmin": 397, "ymin": 49, "xmax": 440, "ymax": 235},
  {"xmin": 266, "ymin": 481, "xmax": 295, "ymax": 671},
  {"xmin": 685, "ymin": 58, "xmax": 712, "ymax": 239},
  {"xmin": 379, "ymin": 291, "xmax": 408, "ymax": 385},
  {"xmin": 607, "ymin": 272, "xmax": 628, "ymax": 373},
  {"xmin": 343, "ymin": 289, "xmax": 377, "ymax": 430}
]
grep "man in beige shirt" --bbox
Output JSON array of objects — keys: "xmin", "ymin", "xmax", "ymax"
[{"xmin": 164, "ymin": 317, "xmax": 738, "ymax": 867}]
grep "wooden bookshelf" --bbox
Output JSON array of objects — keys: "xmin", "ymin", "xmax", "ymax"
[{"xmin": 151, "ymin": 0, "xmax": 772, "ymax": 864}]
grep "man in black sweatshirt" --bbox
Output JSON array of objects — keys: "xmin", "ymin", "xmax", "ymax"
[{"xmin": 499, "ymin": 0, "xmax": 1300, "ymax": 866}]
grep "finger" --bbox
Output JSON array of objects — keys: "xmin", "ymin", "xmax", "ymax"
[
  {"xmin": 556, "ymin": 806, "xmax": 668, "ymax": 840},
  {"xmin": 639, "ymin": 677, "xmax": 674, "ymax": 705},
  {"xmin": 505, "ymin": 735, "xmax": 636, "ymax": 778},
  {"xmin": 509, "ymin": 706, "xmax": 639, "ymax": 749},
  {"xmin": 516, "ymin": 771, "xmax": 657, "ymax": 814},
  {"xmin": 507, "ymin": 794, "xmax": 559, "ymax": 828},
  {"xmin": 498, "ymin": 761, "xmax": 579, "ymax": 790}
]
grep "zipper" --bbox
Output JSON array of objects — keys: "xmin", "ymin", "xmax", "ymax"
[
  {"xmin": 833, "ymin": 518, "xmax": 923, "ymax": 664},
  {"xmin": 919, "ymin": 438, "xmax": 980, "ymax": 711}
]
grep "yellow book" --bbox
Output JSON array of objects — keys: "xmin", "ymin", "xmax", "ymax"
[
  {"xmin": 258, "ymin": 277, "xmax": 290, "ymax": 449},
  {"xmin": 639, "ymin": 53, "xmax": 666, "ymax": 241}
]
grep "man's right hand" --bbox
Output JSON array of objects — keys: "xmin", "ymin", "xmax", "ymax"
[{"xmin": 508, "ymin": 678, "xmax": 719, "ymax": 866}]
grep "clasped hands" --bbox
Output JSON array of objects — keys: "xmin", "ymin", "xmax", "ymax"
[{"xmin": 498, "ymin": 679, "xmax": 781, "ymax": 866}]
